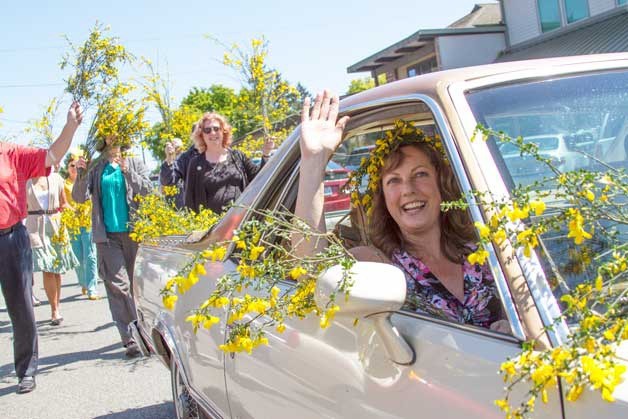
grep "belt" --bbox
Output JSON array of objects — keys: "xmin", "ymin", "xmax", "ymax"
[
  {"xmin": 0, "ymin": 222, "xmax": 18, "ymax": 236},
  {"xmin": 28, "ymin": 209, "xmax": 60, "ymax": 215}
]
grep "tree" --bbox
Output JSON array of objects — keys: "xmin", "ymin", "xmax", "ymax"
[
  {"xmin": 346, "ymin": 74, "xmax": 386, "ymax": 95},
  {"xmin": 60, "ymin": 22, "xmax": 133, "ymax": 109},
  {"xmin": 219, "ymin": 37, "xmax": 302, "ymax": 140},
  {"xmin": 25, "ymin": 98, "xmax": 60, "ymax": 148},
  {"xmin": 143, "ymin": 105, "xmax": 201, "ymax": 161},
  {"xmin": 181, "ymin": 85, "xmax": 237, "ymax": 115},
  {"xmin": 347, "ymin": 77, "xmax": 375, "ymax": 95},
  {"xmin": 141, "ymin": 60, "xmax": 203, "ymax": 160}
]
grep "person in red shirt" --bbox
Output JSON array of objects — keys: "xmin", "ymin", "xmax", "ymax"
[{"xmin": 0, "ymin": 101, "xmax": 83, "ymax": 394}]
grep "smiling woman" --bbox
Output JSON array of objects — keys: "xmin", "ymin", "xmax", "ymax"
[
  {"xmin": 294, "ymin": 92, "xmax": 508, "ymax": 331},
  {"xmin": 183, "ymin": 112, "xmax": 275, "ymax": 214}
]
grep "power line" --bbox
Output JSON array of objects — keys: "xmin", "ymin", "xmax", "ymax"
[
  {"xmin": 0, "ymin": 45, "xmax": 64, "ymax": 53},
  {"xmin": 0, "ymin": 82, "xmax": 64, "ymax": 89},
  {"xmin": 0, "ymin": 118, "xmax": 29, "ymax": 124}
]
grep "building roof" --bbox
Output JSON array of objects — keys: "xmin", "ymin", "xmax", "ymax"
[
  {"xmin": 448, "ymin": 3, "xmax": 502, "ymax": 28},
  {"xmin": 496, "ymin": 6, "xmax": 628, "ymax": 62},
  {"xmin": 347, "ymin": 3, "xmax": 504, "ymax": 74},
  {"xmin": 341, "ymin": 52, "xmax": 628, "ymax": 110}
]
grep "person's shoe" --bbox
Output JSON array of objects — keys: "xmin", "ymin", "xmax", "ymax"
[
  {"xmin": 32, "ymin": 296, "xmax": 41, "ymax": 307},
  {"xmin": 17, "ymin": 376, "xmax": 36, "ymax": 394},
  {"xmin": 125, "ymin": 341, "xmax": 141, "ymax": 358},
  {"xmin": 81, "ymin": 287, "xmax": 87, "ymax": 296},
  {"xmin": 88, "ymin": 294, "xmax": 101, "ymax": 301},
  {"xmin": 50, "ymin": 317, "xmax": 64, "ymax": 326}
]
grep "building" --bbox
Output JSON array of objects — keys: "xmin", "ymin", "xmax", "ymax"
[
  {"xmin": 497, "ymin": 0, "xmax": 628, "ymax": 61},
  {"xmin": 347, "ymin": 3, "xmax": 506, "ymax": 85}
]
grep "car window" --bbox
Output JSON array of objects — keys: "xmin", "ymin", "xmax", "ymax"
[
  {"xmin": 269, "ymin": 109, "xmax": 513, "ymax": 333},
  {"xmin": 467, "ymin": 69, "xmax": 628, "ymax": 320}
]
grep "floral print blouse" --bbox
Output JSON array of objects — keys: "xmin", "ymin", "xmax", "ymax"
[{"xmin": 392, "ymin": 250, "xmax": 501, "ymax": 328}]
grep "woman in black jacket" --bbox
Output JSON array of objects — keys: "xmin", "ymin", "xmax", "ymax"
[{"xmin": 184, "ymin": 112, "xmax": 274, "ymax": 214}]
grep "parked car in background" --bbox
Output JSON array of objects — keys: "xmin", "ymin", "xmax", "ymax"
[
  {"xmin": 323, "ymin": 160, "xmax": 351, "ymax": 213},
  {"xmin": 499, "ymin": 133, "xmax": 590, "ymax": 186},
  {"xmin": 131, "ymin": 53, "xmax": 628, "ymax": 419}
]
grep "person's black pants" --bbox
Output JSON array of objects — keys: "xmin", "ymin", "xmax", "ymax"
[{"xmin": 0, "ymin": 222, "xmax": 38, "ymax": 379}]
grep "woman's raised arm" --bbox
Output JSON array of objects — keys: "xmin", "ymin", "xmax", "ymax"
[{"xmin": 292, "ymin": 90, "xmax": 349, "ymax": 257}]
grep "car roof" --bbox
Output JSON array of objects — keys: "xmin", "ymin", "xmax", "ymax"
[{"xmin": 340, "ymin": 53, "xmax": 628, "ymax": 110}]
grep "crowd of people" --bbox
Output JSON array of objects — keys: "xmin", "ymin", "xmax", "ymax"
[
  {"xmin": 0, "ymin": 107, "xmax": 275, "ymax": 394},
  {"xmin": 1, "ymin": 92, "xmax": 508, "ymax": 396}
]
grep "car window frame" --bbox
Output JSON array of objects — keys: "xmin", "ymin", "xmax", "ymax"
[
  {"xmin": 268, "ymin": 96, "xmax": 526, "ymax": 343},
  {"xmin": 445, "ymin": 64, "xmax": 628, "ymax": 346}
]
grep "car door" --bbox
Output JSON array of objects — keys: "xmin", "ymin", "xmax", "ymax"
[
  {"xmin": 135, "ymin": 242, "xmax": 233, "ymax": 418},
  {"xmin": 222, "ymin": 99, "xmax": 563, "ymax": 419}
]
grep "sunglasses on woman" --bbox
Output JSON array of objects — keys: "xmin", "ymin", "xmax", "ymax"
[{"xmin": 202, "ymin": 126, "xmax": 222, "ymax": 134}]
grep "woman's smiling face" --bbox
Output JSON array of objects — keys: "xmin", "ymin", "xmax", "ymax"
[
  {"xmin": 202, "ymin": 119, "xmax": 224, "ymax": 147},
  {"xmin": 381, "ymin": 145, "xmax": 442, "ymax": 237}
]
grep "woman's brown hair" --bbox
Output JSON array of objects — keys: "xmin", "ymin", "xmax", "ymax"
[
  {"xmin": 368, "ymin": 142, "xmax": 475, "ymax": 263},
  {"xmin": 192, "ymin": 112, "xmax": 233, "ymax": 152}
]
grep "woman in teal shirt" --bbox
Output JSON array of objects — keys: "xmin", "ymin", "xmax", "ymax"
[{"xmin": 73, "ymin": 136, "xmax": 152, "ymax": 357}]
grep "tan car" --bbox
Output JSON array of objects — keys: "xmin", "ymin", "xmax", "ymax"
[{"xmin": 131, "ymin": 53, "xmax": 628, "ymax": 419}]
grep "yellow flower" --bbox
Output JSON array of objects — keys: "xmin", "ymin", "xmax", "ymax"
[
  {"xmin": 249, "ymin": 245, "xmax": 265, "ymax": 261},
  {"xmin": 289, "ymin": 266, "xmax": 307, "ymax": 280},
  {"xmin": 506, "ymin": 203, "xmax": 529, "ymax": 222},
  {"xmin": 474, "ymin": 221, "xmax": 490, "ymax": 239},
  {"xmin": 602, "ymin": 387, "xmax": 615, "ymax": 402},
  {"xmin": 567, "ymin": 208, "xmax": 592, "ymax": 245},
  {"xmin": 500, "ymin": 361, "xmax": 516, "ymax": 379},
  {"xmin": 164, "ymin": 278, "xmax": 176, "ymax": 290},
  {"xmin": 494, "ymin": 399, "xmax": 510, "ymax": 413},
  {"xmin": 529, "ymin": 199, "xmax": 546, "ymax": 215},
  {"xmin": 566, "ymin": 385, "xmax": 583, "ymax": 402},
  {"xmin": 237, "ymin": 263, "xmax": 256, "ymax": 279},
  {"xmin": 194, "ymin": 263, "xmax": 206, "ymax": 276},
  {"xmin": 530, "ymin": 363, "xmax": 555, "ymax": 386},
  {"xmin": 163, "ymin": 295, "xmax": 178, "ymax": 311},
  {"xmin": 467, "ymin": 249, "xmax": 489, "ymax": 266},
  {"xmin": 203, "ymin": 316, "xmax": 220, "ymax": 329},
  {"xmin": 492, "ymin": 229, "xmax": 507, "ymax": 245}
]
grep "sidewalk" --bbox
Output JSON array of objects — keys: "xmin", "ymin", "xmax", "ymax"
[{"xmin": 0, "ymin": 271, "xmax": 174, "ymax": 419}]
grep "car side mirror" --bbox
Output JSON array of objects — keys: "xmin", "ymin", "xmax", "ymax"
[{"xmin": 315, "ymin": 262, "xmax": 415, "ymax": 365}]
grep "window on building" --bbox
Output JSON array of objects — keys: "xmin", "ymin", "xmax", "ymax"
[
  {"xmin": 406, "ymin": 57, "xmax": 438, "ymax": 78},
  {"xmin": 538, "ymin": 0, "xmax": 562, "ymax": 32},
  {"xmin": 564, "ymin": 0, "xmax": 589, "ymax": 23}
]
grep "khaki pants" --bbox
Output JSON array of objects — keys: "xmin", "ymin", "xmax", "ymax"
[{"xmin": 96, "ymin": 232, "xmax": 138, "ymax": 346}]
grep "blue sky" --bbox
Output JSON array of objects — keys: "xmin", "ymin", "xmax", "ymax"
[{"xmin": 0, "ymin": 0, "xmax": 485, "ymax": 165}]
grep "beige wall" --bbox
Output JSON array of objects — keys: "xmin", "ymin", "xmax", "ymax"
[
  {"xmin": 502, "ymin": 0, "xmax": 541, "ymax": 46},
  {"xmin": 437, "ymin": 33, "xmax": 506, "ymax": 69}
]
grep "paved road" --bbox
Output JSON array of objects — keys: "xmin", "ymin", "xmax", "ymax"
[{"xmin": 0, "ymin": 271, "xmax": 175, "ymax": 419}]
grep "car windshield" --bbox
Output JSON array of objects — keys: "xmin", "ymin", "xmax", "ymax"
[
  {"xmin": 466, "ymin": 69, "xmax": 628, "ymax": 318},
  {"xmin": 499, "ymin": 137, "xmax": 560, "ymax": 155}
]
